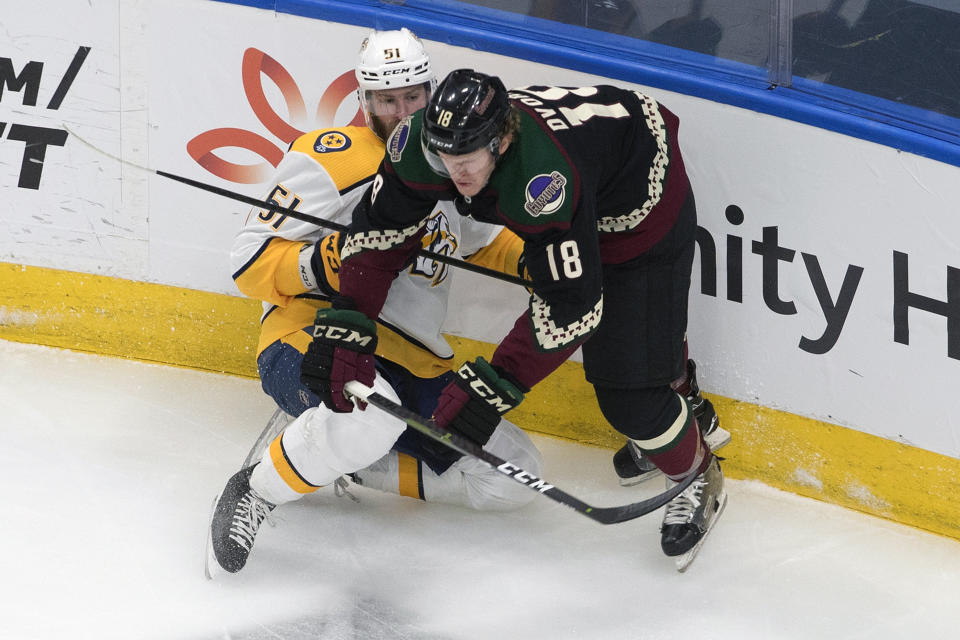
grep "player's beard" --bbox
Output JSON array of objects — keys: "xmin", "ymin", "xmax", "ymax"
[{"xmin": 371, "ymin": 115, "xmax": 401, "ymax": 142}]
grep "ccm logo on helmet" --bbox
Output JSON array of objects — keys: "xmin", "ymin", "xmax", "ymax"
[
  {"xmin": 313, "ymin": 324, "xmax": 374, "ymax": 347},
  {"xmin": 457, "ymin": 363, "xmax": 514, "ymax": 414},
  {"xmin": 382, "ymin": 67, "xmax": 411, "ymax": 75}
]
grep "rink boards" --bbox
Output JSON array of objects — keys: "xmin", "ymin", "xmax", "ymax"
[{"xmin": 2, "ymin": 0, "xmax": 959, "ymax": 540}]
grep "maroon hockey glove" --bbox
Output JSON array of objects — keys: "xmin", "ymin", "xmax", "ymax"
[
  {"xmin": 301, "ymin": 307, "xmax": 378, "ymax": 413},
  {"xmin": 433, "ymin": 357, "xmax": 526, "ymax": 445}
]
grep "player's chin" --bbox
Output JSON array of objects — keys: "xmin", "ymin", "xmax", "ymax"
[
  {"xmin": 453, "ymin": 180, "xmax": 482, "ymax": 197},
  {"xmin": 372, "ymin": 116, "xmax": 401, "ymax": 139}
]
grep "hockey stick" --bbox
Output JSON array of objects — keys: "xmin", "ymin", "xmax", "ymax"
[
  {"xmin": 63, "ymin": 126, "xmax": 532, "ymax": 289},
  {"xmin": 241, "ymin": 408, "xmax": 293, "ymax": 469},
  {"xmin": 344, "ymin": 381, "xmax": 702, "ymax": 525}
]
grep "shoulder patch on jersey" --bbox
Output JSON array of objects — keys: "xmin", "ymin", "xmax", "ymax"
[
  {"xmin": 385, "ymin": 112, "xmax": 449, "ymax": 188},
  {"xmin": 314, "ymin": 130, "xmax": 352, "ymax": 153},
  {"xmin": 388, "ymin": 117, "xmax": 412, "ymax": 162},
  {"xmin": 524, "ymin": 171, "xmax": 567, "ymax": 217},
  {"xmin": 290, "ymin": 126, "xmax": 383, "ymax": 192}
]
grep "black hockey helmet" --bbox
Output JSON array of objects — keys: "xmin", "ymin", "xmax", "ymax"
[{"xmin": 421, "ymin": 69, "xmax": 510, "ymax": 176}]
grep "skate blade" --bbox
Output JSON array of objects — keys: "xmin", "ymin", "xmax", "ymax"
[
  {"xmin": 704, "ymin": 426, "xmax": 731, "ymax": 452},
  {"xmin": 242, "ymin": 409, "xmax": 291, "ymax": 469},
  {"xmin": 203, "ymin": 494, "xmax": 221, "ymax": 580},
  {"xmin": 618, "ymin": 468, "xmax": 663, "ymax": 487},
  {"xmin": 675, "ymin": 489, "xmax": 728, "ymax": 573}
]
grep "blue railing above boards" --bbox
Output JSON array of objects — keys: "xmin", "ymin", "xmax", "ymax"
[{"xmin": 209, "ymin": 0, "xmax": 960, "ymax": 168}]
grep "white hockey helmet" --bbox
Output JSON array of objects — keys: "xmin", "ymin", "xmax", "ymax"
[{"xmin": 355, "ymin": 28, "xmax": 436, "ymax": 132}]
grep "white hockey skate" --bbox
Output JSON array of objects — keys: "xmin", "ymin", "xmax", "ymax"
[{"xmin": 660, "ymin": 456, "xmax": 727, "ymax": 572}]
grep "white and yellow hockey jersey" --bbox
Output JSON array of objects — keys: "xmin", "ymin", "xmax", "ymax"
[{"xmin": 230, "ymin": 126, "xmax": 524, "ymax": 378}]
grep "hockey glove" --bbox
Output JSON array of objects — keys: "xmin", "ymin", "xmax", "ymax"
[
  {"xmin": 433, "ymin": 357, "xmax": 526, "ymax": 446},
  {"xmin": 300, "ymin": 307, "xmax": 378, "ymax": 413},
  {"xmin": 305, "ymin": 233, "xmax": 342, "ymax": 297}
]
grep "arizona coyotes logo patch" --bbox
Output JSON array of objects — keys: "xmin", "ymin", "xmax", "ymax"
[
  {"xmin": 388, "ymin": 116, "xmax": 413, "ymax": 162},
  {"xmin": 314, "ymin": 131, "xmax": 351, "ymax": 153},
  {"xmin": 524, "ymin": 171, "xmax": 567, "ymax": 216}
]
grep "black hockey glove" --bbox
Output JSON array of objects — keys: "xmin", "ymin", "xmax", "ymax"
[
  {"xmin": 300, "ymin": 306, "xmax": 378, "ymax": 413},
  {"xmin": 432, "ymin": 357, "xmax": 526, "ymax": 446}
]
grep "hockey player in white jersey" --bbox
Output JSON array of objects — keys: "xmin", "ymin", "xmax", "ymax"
[{"xmin": 207, "ymin": 29, "xmax": 542, "ymax": 576}]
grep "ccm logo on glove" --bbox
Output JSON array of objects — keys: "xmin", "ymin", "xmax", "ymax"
[
  {"xmin": 433, "ymin": 357, "xmax": 526, "ymax": 446},
  {"xmin": 456, "ymin": 362, "xmax": 516, "ymax": 414},
  {"xmin": 312, "ymin": 324, "xmax": 376, "ymax": 348},
  {"xmin": 301, "ymin": 307, "xmax": 378, "ymax": 413}
]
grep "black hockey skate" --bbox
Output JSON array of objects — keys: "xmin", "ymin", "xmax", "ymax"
[
  {"xmin": 660, "ymin": 456, "xmax": 727, "ymax": 572},
  {"xmin": 613, "ymin": 360, "xmax": 730, "ymax": 486},
  {"xmin": 205, "ymin": 464, "xmax": 275, "ymax": 578}
]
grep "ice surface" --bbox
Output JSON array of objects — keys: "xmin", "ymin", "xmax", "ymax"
[{"xmin": 2, "ymin": 340, "xmax": 958, "ymax": 639}]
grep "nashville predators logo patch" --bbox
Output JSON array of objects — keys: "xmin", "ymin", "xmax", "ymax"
[
  {"xmin": 388, "ymin": 117, "xmax": 412, "ymax": 162},
  {"xmin": 411, "ymin": 210, "xmax": 456, "ymax": 286},
  {"xmin": 314, "ymin": 131, "xmax": 351, "ymax": 153},
  {"xmin": 524, "ymin": 171, "xmax": 566, "ymax": 216}
]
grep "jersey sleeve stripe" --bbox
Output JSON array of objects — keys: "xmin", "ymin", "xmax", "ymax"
[
  {"xmin": 337, "ymin": 174, "xmax": 376, "ymax": 197},
  {"xmin": 530, "ymin": 293, "xmax": 603, "ymax": 351},
  {"xmin": 341, "ymin": 220, "xmax": 427, "ymax": 261},
  {"xmin": 232, "ymin": 236, "xmax": 276, "ymax": 281}
]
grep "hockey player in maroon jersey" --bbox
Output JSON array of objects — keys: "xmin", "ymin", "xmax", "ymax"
[
  {"xmin": 207, "ymin": 35, "xmax": 542, "ymax": 577},
  {"xmin": 327, "ymin": 69, "xmax": 727, "ymax": 568}
]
